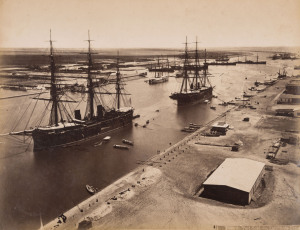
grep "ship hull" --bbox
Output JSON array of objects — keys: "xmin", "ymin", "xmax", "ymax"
[
  {"xmin": 32, "ymin": 110, "xmax": 133, "ymax": 151},
  {"xmin": 235, "ymin": 61, "xmax": 266, "ymax": 64},
  {"xmin": 148, "ymin": 76, "xmax": 169, "ymax": 84},
  {"xmin": 170, "ymin": 87, "xmax": 213, "ymax": 106},
  {"xmin": 206, "ymin": 62, "xmax": 236, "ymax": 66}
]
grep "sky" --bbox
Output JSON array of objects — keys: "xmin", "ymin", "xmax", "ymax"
[{"xmin": 0, "ymin": 0, "xmax": 300, "ymax": 48}]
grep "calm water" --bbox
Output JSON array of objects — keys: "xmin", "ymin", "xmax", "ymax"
[{"xmin": 0, "ymin": 49, "xmax": 300, "ymax": 230}]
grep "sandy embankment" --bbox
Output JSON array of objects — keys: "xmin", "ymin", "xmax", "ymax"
[{"xmin": 44, "ymin": 77, "xmax": 300, "ymax": 230}]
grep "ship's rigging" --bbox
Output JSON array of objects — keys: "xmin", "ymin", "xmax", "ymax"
[
  {"xmin": 170, "ymin": 37, "xmax": 213, "ymax": 105},
  {"xmin": 178, "ymin": 37, "xmax": 211, "ymax": 94},
  {"xmin": 7, "ymin": 30, "xmax": 133, "ymax": 151}
]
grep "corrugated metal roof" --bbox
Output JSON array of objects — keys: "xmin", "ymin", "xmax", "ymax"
[{"xmin": 203, "ymin": 158, "xmax": 265, "ymax": 193}]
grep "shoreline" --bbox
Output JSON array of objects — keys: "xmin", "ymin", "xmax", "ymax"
[
  {"xmin": 42, "ymin": 107, "xmax": 235, "ymax": 230},
  {"xmin": 43, "ymin": 77, "xmax": 300, "ymax": 229}
]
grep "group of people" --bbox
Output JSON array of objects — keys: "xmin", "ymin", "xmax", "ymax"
[{"xmin": 57, "ymin": 213, "xmax": 67, "ymax": 224}]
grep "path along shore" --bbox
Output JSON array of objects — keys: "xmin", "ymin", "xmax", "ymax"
[{"xmin": 44, "ymin": 77, "xmax": 300, "ymax": 230}]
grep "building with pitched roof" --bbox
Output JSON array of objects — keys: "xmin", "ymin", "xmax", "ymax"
[{"xmin": 202, "ymin": 158, "xmax": 265, "ymax": 205}]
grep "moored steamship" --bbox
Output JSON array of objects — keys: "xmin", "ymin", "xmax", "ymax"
[{"xmin": 13, "ymin": 31, "xmax": 134, "ymax": 150}]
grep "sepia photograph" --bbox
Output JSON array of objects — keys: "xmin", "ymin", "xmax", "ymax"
[{"xmin": 0, "ymin": 0, "xmax": 299, "ymax": 229}]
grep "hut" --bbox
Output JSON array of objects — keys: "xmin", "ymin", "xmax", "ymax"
[{"xmin": 210, "ymin": 121, "xmax": 229, "ymax": 135}]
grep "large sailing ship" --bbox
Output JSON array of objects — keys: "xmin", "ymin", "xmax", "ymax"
[
  {"xmin": 14, "ymin": 31, "xmax": 134, "ymax": 150},
  {"xmin": 170, "ymin": 38, "xmax": 213, "ymax": 105}
]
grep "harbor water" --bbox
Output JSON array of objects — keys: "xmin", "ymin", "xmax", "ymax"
[{"xmin": 0, "ymin": 48, "xmax": 300, "ymax": 229}]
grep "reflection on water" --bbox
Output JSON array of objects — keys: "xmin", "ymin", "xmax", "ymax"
[{"xmin": 0, "ymin": 49, "xmax": 300, "ymax": 229}]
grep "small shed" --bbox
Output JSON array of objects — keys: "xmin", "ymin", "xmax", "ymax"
[
  {"xmin": 273, "ymin": 105, "xmax": 300, "ymax": 117},
  {"xmin": 202, "ymin": 158, "xmax": 265, "ymax": 205},
  {"xmin": 275, "ymin": 108, "xmax": 295, "ymax": 117},
  {"xmin": 286, "ymin": 80, "xmax": 300, "ymax": 95},
  {"xmin": 278, "ymin": 94, "xmax": 300, "ymax": 104},
  {"xmin": 210, "ymin": 121, "xmax": 229, "ymax": 135}
]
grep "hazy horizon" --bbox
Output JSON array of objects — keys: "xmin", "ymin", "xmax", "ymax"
[
  {"xmin": 1, "ymin": 45, "xmax": 300, "ymax": 50},
  {"xmin": 1, "ymin": 0, "xmax": 300, "ymax": 49}
]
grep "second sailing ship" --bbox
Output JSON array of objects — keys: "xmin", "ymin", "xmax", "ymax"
[{"xmin": 170, "ymin": 38, "xmax": 213, "ymax": 105}]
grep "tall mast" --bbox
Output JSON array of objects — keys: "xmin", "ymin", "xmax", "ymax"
[
  {"xmin": 167, "ymin": 56, "xmax": 169, "ymax": 77},
  {"xmin": 180, "ymin": 36, "xmax": 189, "ymax": 93},
  {"xmin": 194, "ymin": 37, "xmax": 200, "ymax": 89},
  {"xmin": 116, "ymin": 51, "xmax": 121, "ymax": 110},
  {"xmin": 173, "ymin": 55, "xmax": 176, "ymax": 67},
  {"xmin": 86, "ymin": 30, "xmax": 95, "ymax": 120},
  {"xmin": 203, "ymin": 48, "xmax": 207, "ymax": 87},
  {"xmin": 49, "ymin": 29, "xmax": 59, "ymax": 126}
]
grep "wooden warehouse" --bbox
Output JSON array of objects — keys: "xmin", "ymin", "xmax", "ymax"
[{"xmin": 202, "ymin": 158, "xmax": 265, "ymax": 205}]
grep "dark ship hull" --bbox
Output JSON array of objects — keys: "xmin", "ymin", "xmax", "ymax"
[
  {"xmin": 32, "ymin": 110, "xmax": 133, "ymax": 150},
  {"xmin": 235, "ymin": 61, "xmax": 266, "ymax": 64},
  {"xmin": 148, "ymin": 68, "xmax": 174, "ymax": 73},
  {"xmin": 206, "ymin": 62, "xmax": 236, "ymax": 66},
  {"xmin": 170, "ymin": 87, "xmax": 213, "ymax": 106}
]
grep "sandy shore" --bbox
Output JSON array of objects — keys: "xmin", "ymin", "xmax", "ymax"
[{"xmin": 44, "ymin": 77, "xmax": 300, "ymax": 230}]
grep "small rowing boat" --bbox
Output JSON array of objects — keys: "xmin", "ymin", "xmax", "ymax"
[
  {"xmin": 86, "ymin": 185, "xmax": 97, "ymax": 195},
  {"xmin": 113, "ymin": 144, "xmax": 129, "ymax": 150},
  {"xmin": 122, "ymin": 139, "xmax": 134, "ymax": 145},
  {"xmin": 103, "ymin": 136, "xmax": 111, "ymax": 141}
]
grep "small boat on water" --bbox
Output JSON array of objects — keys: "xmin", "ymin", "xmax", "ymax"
[
  {"xmin": 86, "ymin": 185, "xmax": 97, "ymax": 195},
  {"xmin": 122, "ymin": 139, "xmax": 134, "ymax": 145},
  {"xmin": 189, "ymin": 123, "xmax": 201, "ymax": 128},
  {"xmin": 103, "ymin": 136, "xmax": 111, "ymax": 141},
  {"xmin": 218, "ymin": 102, "xmax": 228, "ymax": 106},
  {"xmin": 94, "ymin": 141, "xmax": 102, "ymax": 147},
  {"xmin": 243, "ymin": 93, "xmax": 254, "ymax": 98},
  {"xmin": 113, "ymin": 144, "xmax": 129, "ymax": 150},
  {"xmin": 182, "ymin": 122, "xmax": 201, "ymax": 132},
  {"xmin": 263, "ymin": 79, "xmax": 277, "ymax": 85},
  {"xmin": 227, "ymin": 100, "xmax": 236, "ymax": 105},
  {"xmin": 181, "ymin": 127, "xmax": 197, "ymax": 133}
]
